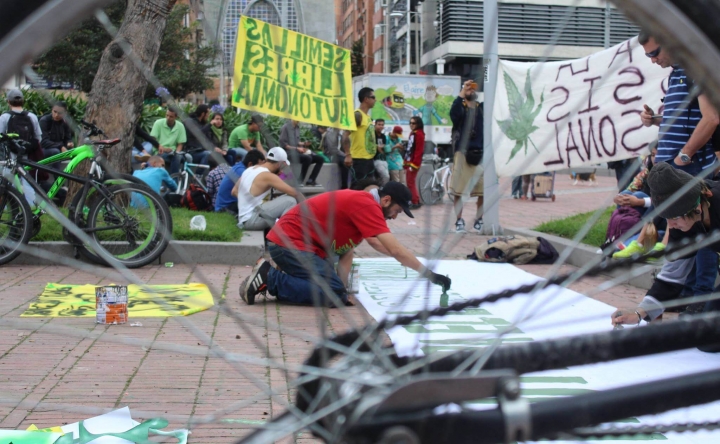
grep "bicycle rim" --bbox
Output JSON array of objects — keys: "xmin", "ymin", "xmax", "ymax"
[
  {"xmin": 2, "ymin": 0, "xmax": 720, "ymax": 443},
  {"xmin": 0, "ymin": 182, "xmax": 32, "ymax": 265},
  {"xmin": 86, "ymin": 183, "xmax": 169, "ymax": 267}
]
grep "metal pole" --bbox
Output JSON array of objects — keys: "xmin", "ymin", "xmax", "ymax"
[
  {"xmin": 604, "ymin": 2, "xmax": 611, "ymax": 49},
  {"xmin": 405, "ymin": 2, "xmax": 410, "ymax": 74},
  {"xmin": 416, "ymin": 11, "xmax": 421, "ymax": 74},
  {"xmin": 481, "ymin": 0, "xmax": 502, "ymax": 235},
  {"xmin": 384, "ymin": 7, "xmax": 389, "ymax": 73}
]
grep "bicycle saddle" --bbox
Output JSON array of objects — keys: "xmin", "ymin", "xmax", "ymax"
[{"xmin": 92, "ymin": 138, "xmax": 121, "ymax": 146}]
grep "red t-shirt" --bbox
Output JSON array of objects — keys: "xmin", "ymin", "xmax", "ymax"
[{"xmin": 267, "ymin": 190, "xmax": 391, "ymax": 259}]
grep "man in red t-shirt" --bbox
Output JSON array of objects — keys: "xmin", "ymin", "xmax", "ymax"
[{"xmin": 240, "ymin": 182, "xmax": 452, "ymax": 306}]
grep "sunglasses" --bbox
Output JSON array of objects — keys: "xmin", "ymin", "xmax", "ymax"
[
  {"xmin": 369, "ymin": 96, "xmax": 376, "ymax": 99},
  {"xmin": 645, "ymin": 46, "xmax": 661, "ymax": 58},
  {"xmin": 409, "ymin": 122, "xmax": 417, "ymax": 126}
]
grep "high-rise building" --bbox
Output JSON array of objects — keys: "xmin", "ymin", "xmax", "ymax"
[
  {"xmin": 200, "ymin": 0, "xmax": 337, "ymax": 104},
  {"xmin": 335, "ymin": 0, "xmax": 378, "ymax": 74},
  {"xmin": 383, "ymin": 0, "xmax": 640, "ymax": 78}
]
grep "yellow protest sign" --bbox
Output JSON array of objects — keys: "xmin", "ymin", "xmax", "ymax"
[
  {"xmin": 232, "ymin": 17, "xmax": 356, "ymax": 130},
  {"xmin": 21, "ymin": 283, "xmax": 214, "ymax": 318}
]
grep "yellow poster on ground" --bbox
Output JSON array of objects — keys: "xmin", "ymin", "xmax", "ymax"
[
  {"xmin": 21, "ymin": 283, "xmax": 214, "ymax": 317},
  {"xmin": 232, "ymin": 16, "xmax": 356, "ymax": 130}
]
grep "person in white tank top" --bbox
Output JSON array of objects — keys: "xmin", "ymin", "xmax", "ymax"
[{"xmin": 232, "ymin": 147, "xmax": 305, "ymax": 230}]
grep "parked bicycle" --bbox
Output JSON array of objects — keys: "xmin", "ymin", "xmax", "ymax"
[
  {"xmin": 418, "ymin": 154, "xmax": 453, "ymax": 205},
  {"xmin": 0, "ymin": 126, "xmax": 172, "ymax": 268},
  {"xmin": 170, "ymin": 153, "xmax": 210, "ymax": 195}
]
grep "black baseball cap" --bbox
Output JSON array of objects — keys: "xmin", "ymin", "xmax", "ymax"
[{"xmin": 379, "ymin": 182, "xmax": 414, "ymax": 218}]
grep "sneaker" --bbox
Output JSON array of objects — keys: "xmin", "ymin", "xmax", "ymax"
[
  {"xmin": 409, "ymin": 203, "xmax": 423, "ymax": 210},
  {"xmin": 680, "ymin": 302, "xmax": 705, "ymax": 318},
  {"xmin": 240, "ymin": 259, "xmax": 271, "ymax": 305},
  {"xmin": 611, "ymin": 240, "xmax": 645, "ymax": 259},
  {"xmin": 646, "ymin": 242, "xmax": 666, "ymax": 263},
  {"xmin": 455, "ymin": 218, "xmax": 466, "ymax": 233},
  {"xmin": 305, "ymin": 180, "xmax": 318, "ymax": 187},
  {"xmin": 473, "ymin": 218, "xmax": 483, "ymax": 232}
]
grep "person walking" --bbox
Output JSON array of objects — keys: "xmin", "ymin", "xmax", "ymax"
[{"xmin": 403, "ymin": 116, "xmax": 424, "ymax": 209}]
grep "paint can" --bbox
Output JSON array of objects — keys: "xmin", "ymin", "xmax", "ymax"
[{"xmin": 95, "ymin": 285, "xmax": 128, "ymax": 324}]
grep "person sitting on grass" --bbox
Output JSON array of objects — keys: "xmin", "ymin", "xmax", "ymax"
[
  {"xmin": 132, "ymin": 156, "xmax": 177, "ymax": 195},
  {"xmin": 215, "ymin": 150, "xmax": 266, "ymax": 214},
  {"xmin": 205, "ymin": 153, "xmax": 230, "ymax": 209}
]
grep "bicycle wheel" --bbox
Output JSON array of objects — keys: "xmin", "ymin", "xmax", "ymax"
[
  {"xmin": 83, "ymin": 182, "xmax": 171, "ymax": 268},
  {"xmin": 444, "ymin": 168, "xmax": 453, "ymax": 203},
  {"xmin": 65, "ymin": 173, "xmax": 173, "ymax": 264},
  {"xmin": 0, "ymin": 180, "xmax": 32, "ymax": 265},
  {"xmin": 418, "ymin": 171, "xmax": 441, "ymax": 205},
  {"xmin": 170, "ymin": 172, "xmax": 187, "ymax": 195}
]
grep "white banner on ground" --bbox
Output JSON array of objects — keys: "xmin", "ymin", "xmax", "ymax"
[
  {"xmin": 354, "ymin": 258, "xmax": 720, "ymax": 443},
  {"xmin": 493, "ymin": 37, "xmax": 671, "ymax": 177}
]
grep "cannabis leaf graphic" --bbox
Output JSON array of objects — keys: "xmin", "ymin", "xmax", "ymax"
[{"xmin": 496, "ymin": 69, "xmax": 544, "ymax": 164}]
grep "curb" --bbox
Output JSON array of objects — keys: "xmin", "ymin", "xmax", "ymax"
[
  {"xmin": 504, "ymin": 227, "xmax": 658, "ymax": 290},
  {"xmin": 12, "ymin": 231, "xmax": 265, "ymax": 266}
]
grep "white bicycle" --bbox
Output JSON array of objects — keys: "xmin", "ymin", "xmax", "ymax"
[{"xmin": 418, "ymin": 154, "xmax": 453, "ymax": 205}]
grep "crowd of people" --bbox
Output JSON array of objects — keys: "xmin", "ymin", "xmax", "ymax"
[{"xmin": 609, "ymin": 31, "xmax": 720, "ymax": 341}]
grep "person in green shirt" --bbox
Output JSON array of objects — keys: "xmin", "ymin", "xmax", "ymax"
[
  {"xmin": 229, "ymin": 115, "xmax": 265, "ymax": 161},
  {"xmin": 150, "ymin": 108, "xmax": 187, "ymax": 174}
]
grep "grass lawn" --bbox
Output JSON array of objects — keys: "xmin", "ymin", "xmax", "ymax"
[
  {"xmin": 534, "ymin": 207, "xmax": 614, "ymax": 248},
  {"xmin": 32, "ymin": 208, "xmax": 243, "ymax": 242}
]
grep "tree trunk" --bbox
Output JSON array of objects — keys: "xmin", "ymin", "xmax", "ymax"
[{"xmin": 66, "ymin": 0, "xmax": 177, "ymax": 204}]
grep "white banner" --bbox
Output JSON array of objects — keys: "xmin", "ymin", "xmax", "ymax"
[
  {"xmin": 354, "ymin": 258, "xmax": 720, "ymax": 443},
  {"xmin": 493, "ymin": 37, "xmax": 671, "ymax": 177}
]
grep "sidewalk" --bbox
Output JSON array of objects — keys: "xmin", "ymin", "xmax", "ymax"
[{"xmin": 0, "ymin": 173, "xmax": 648, "ymax": 443}]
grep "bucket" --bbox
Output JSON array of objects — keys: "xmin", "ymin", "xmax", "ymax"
[{"xmin": 96, "ymin": 285, "xmax": 128, "ymax": 324}]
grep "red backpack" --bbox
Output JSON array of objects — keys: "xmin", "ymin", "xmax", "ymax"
[{"xmin": 180, "ymin": 184, "xmax": 212, "ymax": 211}]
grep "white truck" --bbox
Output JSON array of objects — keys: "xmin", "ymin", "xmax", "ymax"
[{"xmin": 352, "ymin": 73, "xmax": 462, "ymax": 148}]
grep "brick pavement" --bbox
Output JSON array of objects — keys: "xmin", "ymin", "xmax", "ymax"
[{"xmin": 0, "ymin": 172, "xmax": 650, "ymax": 443}]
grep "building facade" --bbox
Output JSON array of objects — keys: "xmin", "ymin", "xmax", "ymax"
[{"xmin": 382, "ymin": 0, "xmax": 640, "ymax": 78}]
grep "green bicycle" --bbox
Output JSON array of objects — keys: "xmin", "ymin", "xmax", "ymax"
[{"xmin": 1, "ymin": 123, "xmax": 172, "ymax": 268}]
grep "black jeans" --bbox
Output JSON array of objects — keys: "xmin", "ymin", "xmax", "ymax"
[
  {"xmin": 333, "ymin": 153, "xmax": 349, "ymax": 189},
  {"xmin": 289, "ymin": 150, "xmax": 324, "ymax": 184},
  {"xmin": 350, "ymin": 158, "xmax": 375, "ymax": 185}
]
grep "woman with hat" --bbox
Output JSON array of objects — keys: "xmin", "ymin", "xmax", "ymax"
[
  {"xmin": 386, "ymin": 125, "xmax": 406, "ymax": 185},
  {"xmin": 612, "ymin": 163, "xmax": 720, "ymax": 349}
]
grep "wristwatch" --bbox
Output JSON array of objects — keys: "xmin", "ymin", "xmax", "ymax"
[{"xmin": 679, "ymin": 152, "xmax": 692, "ymax": 164}]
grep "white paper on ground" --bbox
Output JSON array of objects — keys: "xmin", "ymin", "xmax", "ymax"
[
  {"xmin": 60, "ymin": 407, "xmax": 135, "ymax": 444},
  {"xmin": 353, "ymin": 258, "xmax": 720, "ymax": 443}
]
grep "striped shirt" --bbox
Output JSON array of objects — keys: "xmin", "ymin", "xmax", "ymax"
[{"xmin": 656, "ymin": 66, "xmax": 716, "ymax": 173}]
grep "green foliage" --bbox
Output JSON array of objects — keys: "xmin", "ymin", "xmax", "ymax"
[
  {"xmin": 0, "ymin": 89, "xmax": 86, "ymax": 122},
  {"xmin": 351, "ymin": 39, "xmax": 365, "ymax": 77},
  {"xmin": 497, "ymin": 69, "xmax": 544, "ymax": 164},
  {"xmin": 33, "ymin": 2, "xmax": 217, "ymax": 99},
  {"xmin": 149, "ymin": 4, "xmax": 218, "ymax": 98},
  {"xmin": 35, "ymin": 207, "xmax": 243, "ymax": 242},
  {"xmin": 33, "ymin": 1, "xmax": 126, "ymax": 92},
  {"xmin": 534, "ymin": 207, "xmax": 614, "ymax": 248}
]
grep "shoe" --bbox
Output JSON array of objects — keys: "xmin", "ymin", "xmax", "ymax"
[
  {"xmin": 134, "ymin": 154, "xmax": 151, "ymax": 162},
  {"xmin": 646, "ymin": 242, "xmax": 666, "ymax": 263},
  {"xmin": 680, "ymin": 302, "xmax": 705, "ymax": 318},
  {"xmin": 611, "ymin": 240, "xmax": 645, "ymax": 259},
  {"xmin": 473, "ymin": 218, "xmax": 483, "ymax": 232},
  {"xmin": 512, "ymin": 193, "xmax": 519, "ymax": 199},
  {"xmin": 455, "ymin": 218, "xmax": 466, "ymax": 233},
  {"xmin": 409, "ymin": 203, "xmax": 423, "ymax": 210},
  {"xmin": 305, "ymin": 180, "xmax": 318, "ymax": 186},
  {"xmin": 240, "ymin": 259, "xmax": 271, "ymax": 305}
]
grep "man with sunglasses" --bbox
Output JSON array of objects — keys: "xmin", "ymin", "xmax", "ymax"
[
  {"xmin": 638, "ymin": 30, "xmax": 720, "ymax": 316},
  {"xmin": 343, "ymin": 87, "xmax": 378, "ymax": 185},
  {"xmin": 638, "ymin": 31, "xmax": 719, "ymax": 176}
]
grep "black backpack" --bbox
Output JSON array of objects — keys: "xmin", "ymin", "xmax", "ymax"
[
  {"xmin": 5, "ymin": 111, "xmax": 37, "ymax": 151},
  {"xmin": 180, "ymin": 184, "xmax": 212, "ymax": 211}
]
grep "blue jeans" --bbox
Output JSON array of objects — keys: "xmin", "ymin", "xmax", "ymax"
[
  {"xmin": 231, "ymin": 147, "xmax": 248, "ymax": 162},
  {"xmin": 511, "ymin": 176, "xmax": 522, "ymax": 196},
  {"xmin": 267, "ymin": 243, "xmax": 348, "ymax": 306},
  {"xmin": 682, "ymin": 247, "xmax": 719, "ymax": 299},
  {"xmin": 618, "ymin": 190, "xmax": 649, "ymax": 217},
  {"xmin": 161, "ymin": 152, "xmax": 185, "ymax": 174}
]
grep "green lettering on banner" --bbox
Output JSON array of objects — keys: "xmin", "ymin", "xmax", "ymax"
[
  {"xmin": 260, "ymin": 21, "xmax": 273, "ymax": 48},
  {"xmin": 313, "ymin": 96, "xmax": 324, "ymax": 120},
  {"xmin": 276, "ymin": 83, "xmax": 288, "ymax": 112},
  {"xmin": 300, "ymin": 93, "xmax": 311, "ymax": 119},
  {"xmin": 308, "ymin": 38, "xmax": 323, "ymax": 66},
  {"xmin": 288, "ymin": 88, "xmax": 299, "ymax": 115},
  {"xmin": 324, "ymin": 98, "xmax": 339, "ymax": 123},
  {"xmin": 260, "ymin": 78, "xmax": 276, "ymax": 109},
  {"xmin": 274, "ymin": 28, "xmax": 288, "ymax": 53}
]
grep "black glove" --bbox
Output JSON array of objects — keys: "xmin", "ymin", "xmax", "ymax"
[{"xmin": 427, "ymin": 272, "xmax": 451, "ymax": 292}]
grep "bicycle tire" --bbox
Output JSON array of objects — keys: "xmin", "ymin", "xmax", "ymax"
[
  {"xmin": 418, "ymin": 171, "xmax": 441, "ymax": 205},
  {"xmin": 70, "ymin": 174, "xmax": 173, "ymax": 266},
  {"xmin": 444, "ymin": 168, "xmax": 453, "ymax": 202},
  {"xmin": 83, "ymin": 182, "xmax": 171, "ymax": 268},
  {"xmin": 0, "ymin": 180, "xmax": 32, "ymax": 265},
  {"xmin": 170, "ymin": 172, "xmax": 187, "ymax": 195}
]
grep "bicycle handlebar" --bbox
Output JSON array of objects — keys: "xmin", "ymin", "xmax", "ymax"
[{"xmin": 80, "ymin": 120, "xmax": 106, "ymax": 137}]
